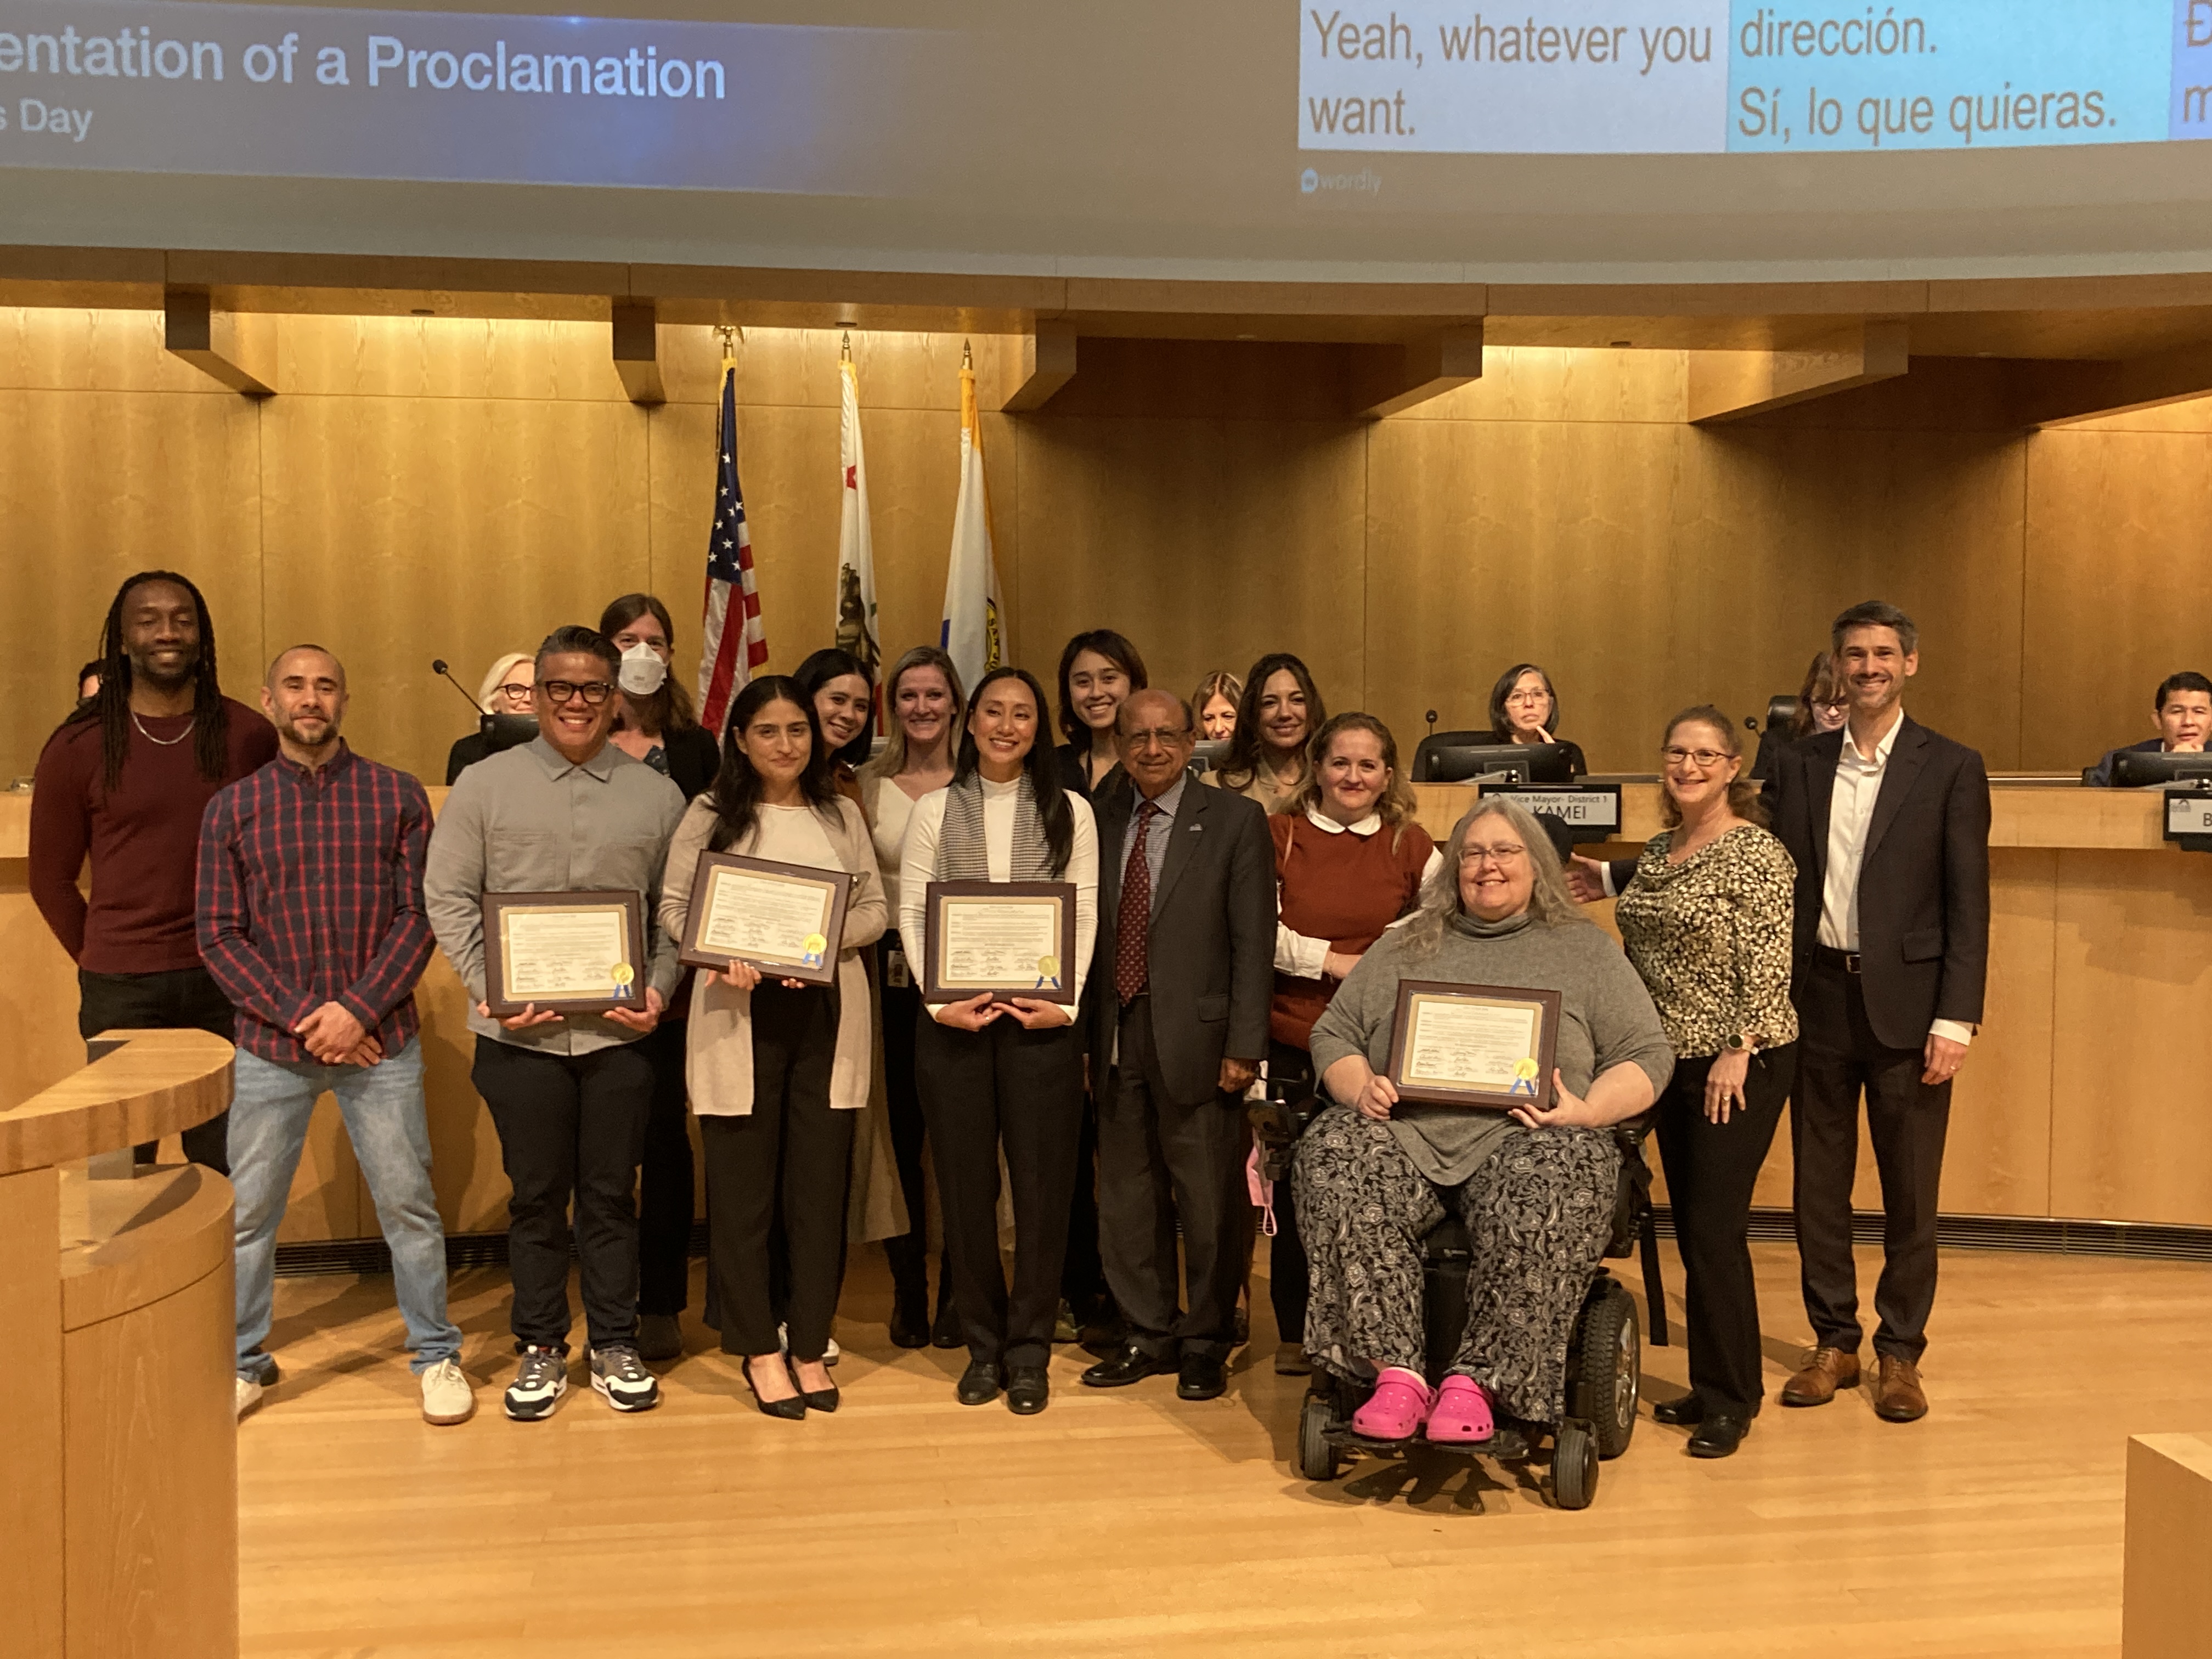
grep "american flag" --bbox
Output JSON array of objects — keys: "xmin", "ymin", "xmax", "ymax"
[{"xmin": 697, "ymin": 356, "xmax": 766, "ymax": 738}]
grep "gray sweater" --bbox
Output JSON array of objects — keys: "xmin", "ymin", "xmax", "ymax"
[{"xmin": 1309, "ymin": 909, "xmax": 1674, "ymax": 1183}]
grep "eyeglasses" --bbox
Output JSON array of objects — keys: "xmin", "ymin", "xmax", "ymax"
[
  {"xmin": 1460, "ymin": 842, "xmax": 1526, "ymax": 866},
  {"xmin": 540, "ymin": 680, "xmax": 613, "ymax": 706},
  {"xmin": 1122, "ymin": 726, "xmax": 1193, "ymax": 751},
  {"xmin": 1504, "ymin": 691, "xmax": 1549, "ymax": 708},
  {"xmin": 494, "ymin": 682, "xmax": 533, "ymax": 702},
  {"xmin": 1662, "ymin": 747, "xmax": 1731, "ymax": 768}
]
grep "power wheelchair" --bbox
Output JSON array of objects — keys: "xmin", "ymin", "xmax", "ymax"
[{"xmin": 1259, "ymin": 1098, "xmax": 1668, "ymax": 1511}]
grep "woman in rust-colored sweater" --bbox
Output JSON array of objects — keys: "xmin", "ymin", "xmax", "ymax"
[{"xmin": 1260, "ymin": 713, "xmax": 1437, "ymax": 1374}]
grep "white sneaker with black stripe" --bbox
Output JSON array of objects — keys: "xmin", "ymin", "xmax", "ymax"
[
  {"xmin": 590, "ymin": 1344, "xmax": 661, "ymax": 1413},
  {"xmin": 503, "ymin": 1345, "xmax": 568, "ymax": 1421}
]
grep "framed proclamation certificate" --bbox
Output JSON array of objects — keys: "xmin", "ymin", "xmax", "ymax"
[
  {"xmin": 1386, "ymin": 981, "xmax": 1563, "ymax": 1110},
  {"xmin": 677, "ymin": 851, "xmax": 855, "ymax": 986},
  {"xmin": 481, "ymin": 890, "xmax": 648, "ymax": 1016},
  {"xmin": 922, "ymin": 880, "xmax": 1078, "ymax": 1004}
]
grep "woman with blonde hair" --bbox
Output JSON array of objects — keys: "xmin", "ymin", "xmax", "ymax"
[
  {"xmin": 1192, "ymin": 671, "xmax": 1243, "ymax": 742},
  {"xmin": 443, "ymin": 652, "xmax": 535, "ymax": 783}
]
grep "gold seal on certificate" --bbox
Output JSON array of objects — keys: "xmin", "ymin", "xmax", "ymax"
[
  {"xmin": 923, "ymin": 880, "xmax": 1079, "ymax": 1004},
  {"xmin": 1386, "ymin": 980, "xmax": 1564, "ymax": 1110},
  {"xmin": 677, "ymin": 852, "xmax": 856, "ymax": 988},
  {"xmin": 481, "ymin": 890, "xmax": 650, "ymax": 1015}
]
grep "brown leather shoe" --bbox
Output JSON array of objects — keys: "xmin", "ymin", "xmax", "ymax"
[
  {"xmin": 1779, "ymin": 1346, "xmax": 1861, "ymax": 1407},
  {"xmin": 1873, "ymin": 1355, "xmax": 1928, "ymax": 1423}
]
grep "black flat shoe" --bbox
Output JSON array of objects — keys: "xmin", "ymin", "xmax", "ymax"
[
  {"xmin": 930, "ymin": 1297, "xmax": 964, "ymax": 1351},
  {"xmin": 1080, "ymin": 1344, "xmax": 1176, "ymax": 1389},
  {"xmin": 1652, "ymin": 1393, "xmax": 1704, "ymax": 1427},
  {"xmin": 742, "ymin": 1356, "xmax": 806, "ymax": 1421},
  {"xmin": 956, "ymin": 1360, "xmax": 1002, "ymax": 1406},
  {"xmin": 1006, "ymin": 1364, "xmax": 1049, "ymax": 1415},
  {"xmin": 888, "ymin": 1292, "xmax": 930, "ymax": 1351},
  {"xmin": 1176, "ymin": 1354, "xmax": 1227, "ymax": 1401},
  {"xmin": 1687, "ymin": 1412, "xmax": 1750, "ymax": 1459}
]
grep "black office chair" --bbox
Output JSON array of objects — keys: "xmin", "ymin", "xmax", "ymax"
[{"xmin": 1410, "ymin": 730, "xmax": 1489, "ymax": 782}]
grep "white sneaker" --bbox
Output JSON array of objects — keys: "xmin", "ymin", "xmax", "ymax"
[
  {"xmin": 235, "ymin": 1375, "xmax": 264, "ymax": 1419},
  {"xmin": 777, "ymin": 1323, "xmax": 842, "ymax": 1367},
  {"xmin": 419, "ymin": 1358, "xmax": 476, "ymax": 1425}
]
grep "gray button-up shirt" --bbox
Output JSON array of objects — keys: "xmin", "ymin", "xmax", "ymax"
[
  {"xmin": 425, "ymin": 735, "xmax": 686, "ymax": 1054},
  {"xmin": 1116, "ymin": 772, "xmax": 1188, "ymax": 916}
]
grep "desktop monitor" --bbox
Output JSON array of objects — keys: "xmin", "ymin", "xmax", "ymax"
[
  {"xmin": 2112, "ymin": 749, "xmax": 2212, "ymax": 788},
  {"xmin": 1419, "ymin": 743, "xmax": 1575, "ymax": 785}
]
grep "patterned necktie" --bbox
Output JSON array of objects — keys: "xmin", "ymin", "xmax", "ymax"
[{"xmin": 1115, "ymin": 799, "xmax": 1161, "ymax": 1004}]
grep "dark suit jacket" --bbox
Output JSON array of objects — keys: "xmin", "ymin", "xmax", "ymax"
[
  {"xmin": 1768, "ymin": 715, "xmax": 1991, "ymax": 1051},
  {"xmin": 1087, "ymin": 778, "xmax": 1275, "ymax": 1105}
]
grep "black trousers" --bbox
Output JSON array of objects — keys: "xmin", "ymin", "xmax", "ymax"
[
  {"xmin": 1097, "ymin": 996, "xmax": 1246, "ymax": 1363},
  {"xmin": 1792, "ymin": 960, "xmax": 1952, "ymax": 1363},
  {"xmin": 1262, "ymin": 1040, "xmax": 1314, "ymax": 1346},
  {"xmin": 635, "ymin": 1018, "xmax": 696, "ymax": 1317},
  {"xmin": 1061, "ymin": 1089, "xmax": 1110, "ymax": 1318},
  {"xmin": 877, "ymin": 934, "xmax": 951, "ymax": 1308},
  {"xmin": 473, "ymin": 1036, "xmax": 652, "ymax": 1353},
  {"xmin": 698, "ymin": 982, "xmax": 849, "ymax": 1361},
  {"xmin": 915, "ymin": 1009, "xmax": 1083, "ymax": 1368},
  {"xmin": 1654, "ymin": 1044, "xmax": 1796, "ymax": 1415},
  {"xmin": 79, "ymin": 965, "xmax": 235, "ymax": 1172}
]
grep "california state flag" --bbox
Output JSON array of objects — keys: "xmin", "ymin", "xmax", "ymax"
[
  {"xmin": 834, "ymin": 356, "xmax": 881, "ymax": 691},
  {"xmin": 940, "ymin": 362, "xmax": 1003, "ymax": 693}
]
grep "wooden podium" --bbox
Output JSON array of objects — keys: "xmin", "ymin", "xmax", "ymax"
[{"xmin": 0, "ymin": 1029, "xmax": 238, "ymax": 1659}]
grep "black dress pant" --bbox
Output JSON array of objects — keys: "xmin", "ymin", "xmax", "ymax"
[
  {"xmin": 915, "ymin": 1009, "xmax": 1083, "ymax": 1368},
  {"xmin": 1097, "ymin": 996, "xmax": 1246, "ymax": 1363},
  {"xmin": 1060, "ymin": 1089, "xmax": 1110, "ymax": 1319},
  {"xmin": 1262, "ymin": 1040, "xmax": 1314, "ymax": 1346},
  {"xmin": 1655, "ymin": 1044, "xmax": 1796, "ymax": 1415},
  {"xmin": 1792, "ymin": 960, "xmax": 1951, "ymax": 1363},
  {"xmin": 877, "ymin": 933, "xmax": 951, "ymax": 1307},
  {"xmin": 698, "ymin": 981, "xmax": 849, "ymax": 1361},
  {"xmin": 474, "ymin": 1036, "xmax": 653, "ymax": 1353},
  {"xmin": 635, "ymin": 1017, "xmax": 696, "ymax": 1317},
  {"xmin": 79, "ymin": 965, "xmax": 235, "ymax": 1172}
]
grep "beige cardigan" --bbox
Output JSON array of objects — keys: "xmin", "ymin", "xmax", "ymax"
[{"xmin": 658, "ymin": 794, "xmax": 889, "ymax": 1119}]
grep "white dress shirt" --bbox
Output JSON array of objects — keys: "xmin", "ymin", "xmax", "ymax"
[
  {"xmin": 1820, "ymin": 707, "xmax": 1972, "ymax": 1047},
  {"xmin": 898, "ymin": 775, "xmax": 1099, "ymax": 1018},
  {"xmin": 1273, "ymin": 806, "xmax": 1444, "ymax": 978}
]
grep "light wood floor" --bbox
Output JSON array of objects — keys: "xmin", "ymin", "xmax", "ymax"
[{"xmin": 238, "ymin": 1240, "xmax": 2212, "ymax": 1658}]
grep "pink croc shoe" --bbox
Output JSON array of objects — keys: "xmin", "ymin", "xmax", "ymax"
[
  {"xmin": 1351, "ymin": 1367, "xmax": 1434, "ymax": 1441},
  {"xmin": 1426, "ymin": 1375, "xmax": 1495, "ymax": 1444}
]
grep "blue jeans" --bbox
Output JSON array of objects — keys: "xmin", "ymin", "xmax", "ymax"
[{"xmin": 230, "ymin": 1039, "xmax": 461, "ymax": 1378}]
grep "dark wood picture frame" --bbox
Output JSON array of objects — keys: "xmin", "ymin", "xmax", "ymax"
[
  {"xmin": 676, "ymin": 851, "xmax": 855, "ymax": 986},
  {"xmin": 922, "ymin": 879, "xmax": 1079, "ymax": 1005},
  {"xmin": 481, "ymin": 889, "xmax": 648, "ymax": 1016},
  {"xmin": 1385, "ymin": 979, "xmax": 1563, "ymax": 1110}
]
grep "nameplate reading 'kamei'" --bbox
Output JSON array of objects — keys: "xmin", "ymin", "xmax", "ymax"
[
  {"xmin": 923, "ymin": 880, "xmax": 1077, "ymax": 1006},
  {"xmin": 481, "ymin": 889, "xmax": 646, "ymax": 1015},
  {"xmin": 1387, "ymin": 980, "xmax": 1562, "ymax": 1111},
  {"xmin": 1475, "ymin": 781, "xmax": 1623, "ymax": 843},
  {"xmin": 678, "ymin": 851, "xmax": 853, "ymax": 986}
]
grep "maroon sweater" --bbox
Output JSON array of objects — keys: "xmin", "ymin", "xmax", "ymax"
[
  {"xmin": 31, "ymin": 698, "xmax": 280, "ymax": 974},
  {"xmin": 1269, "ymin": 811, "xmax": 1435, "ymax": 1049}
]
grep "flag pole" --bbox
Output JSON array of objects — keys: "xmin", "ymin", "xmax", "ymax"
[{"xmin": 840, "ymin": 329, "xmax": 851, "ymax": 363}]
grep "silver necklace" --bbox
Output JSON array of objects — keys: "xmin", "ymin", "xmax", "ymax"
[{"xmin": 132, "ymin": 711, "xmax": 197, "ymax": 746}]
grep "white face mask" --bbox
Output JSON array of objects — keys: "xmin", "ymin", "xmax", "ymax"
[{"xmin": 618, "ymin": 642, "xmax": 668, "ymax": 697}]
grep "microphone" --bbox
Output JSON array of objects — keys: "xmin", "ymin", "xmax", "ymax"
[
  {"xmin": 431, "ymin": 658, "xmax": 483, "ymax": 715},
  {"xmin": 1425, "ymin": 709, "xmax": 1438, "ymax": 736}
]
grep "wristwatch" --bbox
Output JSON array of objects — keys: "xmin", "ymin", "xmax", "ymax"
[{"xmin": 1723, "ymin": 1032, "xmax": 1758, "ymax": 1053}]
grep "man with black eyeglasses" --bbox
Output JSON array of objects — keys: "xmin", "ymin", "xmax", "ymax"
[{"xmin": 425, "ymin": 625, "xmax": 686, "ymax": 1422}]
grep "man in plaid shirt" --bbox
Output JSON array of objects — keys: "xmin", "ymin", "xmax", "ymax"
[{"xmin": 199, "ymin": 645, "xmax": 473, "ymax": 1427}]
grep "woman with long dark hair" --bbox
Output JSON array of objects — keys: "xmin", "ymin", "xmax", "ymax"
[
  {"xmin": 1054, "ymin": 628, "xmax": 1147, "ymax": 798},
  {"xmin": 858, "ymin": 646, "xmax": 966, "ymax": 1347},
  {"xmin": 794, "ymin": 646, "xmax": 876, "ymax": 795},
  {"xmin": 658, "ymin": 676, "xmax": 888, "ymax": 1418},
  {"xmin": 1213, "ymin": 652, "xmax": 1325, "ymax": 815},
  {"xmin": 601, "ymin": 594, "xmax": 720, "ymax": 800},
  {"xmin": 898, "ymin": 667, "xmax": 1099, "ymax": 1415}
]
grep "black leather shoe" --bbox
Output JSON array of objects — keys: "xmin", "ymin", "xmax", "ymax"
[
  {"xmin": 930, "ymin": 1297, "xmax": 964, "ymax": 1351},
  {"xmin": 1687, "ymin": 1411, "xmax": 1750, "ymax": 1459},
  {"xmin": 1006, "ymin": 1364, "xmax": 1049, "ymax": 1415},
  {"xmin": 1652, "ymin": 1392, "xmax": 1704, "ymax": 1427},
  {"xmin": 955, "ymin": 1360, "xmax": 1001, "ymax": 1406},
  {"xmin": 888, "ymin": 1290, "xmax": 929, "ymax": 1350},
  {"xmin": 1080, "ymin": 1344, "xmax": 1175, "ymax": 1389},
  {"xmin": 1176, "ymin": 1353, "xmax": 1227, "ymax": 1401}
]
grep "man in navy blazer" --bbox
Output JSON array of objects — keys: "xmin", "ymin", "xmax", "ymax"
[
  {"xmin": 1080, "ymin": 689, "xmax": 1274, "ymax": 1402},
  {"xmin": 1767, "ymin": 600, "xmax": 1990, "ymax": 1424}
]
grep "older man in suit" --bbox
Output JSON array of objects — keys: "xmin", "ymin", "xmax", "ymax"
[
  {"xmin": 1768, "ymin": 600, "xmax": 1990, "ymax": 1424},
  {"xmin": 1080, "ymin": 689, "xmax": 1274, "ymax": 1402}
]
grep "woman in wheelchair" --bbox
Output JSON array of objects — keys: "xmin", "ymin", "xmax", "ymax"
[{"xmin": 1296, "ymin": 798, "xmax": 1674, "ymax": 1444}]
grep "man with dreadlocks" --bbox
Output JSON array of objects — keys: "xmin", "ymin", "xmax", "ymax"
[{"xmin": 29, "ymin": 571, "xmax": 279, "ymax": 1171}]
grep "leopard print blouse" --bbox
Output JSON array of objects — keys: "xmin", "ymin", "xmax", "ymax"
[{"xmin": 1613, "ymin": 824, "xmax": 1798, "ymax": 1059}]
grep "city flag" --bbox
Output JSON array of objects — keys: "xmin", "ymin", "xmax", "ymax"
[
  {"xmin": 940, "ymin": 360, "xmax": 1003, "ymax": 693},
  {"xmin": 834, "ymin": 353, "xmax": 881, "ymax": 701},
  {"xmin": 698, "ymin": 353, "xmax": 767, "ymax": 737}
]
